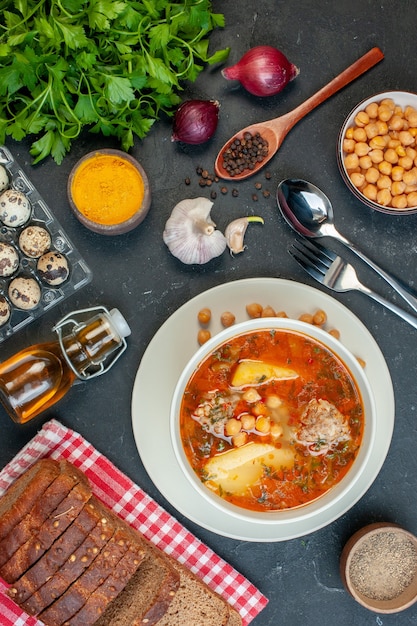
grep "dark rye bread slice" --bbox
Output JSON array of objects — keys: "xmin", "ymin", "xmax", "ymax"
[
  {"xmin": 0, "ymin": 458, "xmax": 61, "ymax": 542},
  {"xmin": 20, "ymin": 501, "xmax": 117, "ymax": 616},
  {"xmin": 8, "ymin": 501, "xmax": 103, "ymax": 605},
  {"xmin": 0, "ymin": 460, "xmax": 89, "ymax": 568},
  {"xmin": 38, "ymin": 499, "xmax": 148, "ymax": 626},
  {"xmin": 65, "ymin": 545, "xmax": 146, "ymax": 626},
  {"xmin": 0, "ymin": 476, "xmax": 92, "ymax": 583},
  {"xmin": 154, "ymin": 559, "xmax": 237, "ymax": 626},
  {"xmin": 94, "ymin": 543, "xmax": 180, "ymax": 626}
]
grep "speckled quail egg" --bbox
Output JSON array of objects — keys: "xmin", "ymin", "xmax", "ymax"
[
  {"xmin": 0, "ymin": 189, "xmax": 31, "ymax": 227},
  {"xmin": 37, "ymin": 251, "xmax": 69, "ymax": 286},
  {"xmin": 0, "ymin": 295, "xmax": 11, "ymax": 327},
  {"xmin": 19, "ymin": 225, "xmax": 52, "ymax": 258},
  {"xmin": 0, "ymin": 242, "xmax": 19, "ymax": 277},
  {"xmin": 8, "ymin": 276, "xmax": 41, "ymax": 310},
  {"xmin": 0, "ymin": 165, "xmax": 9, "ymax": 192}
]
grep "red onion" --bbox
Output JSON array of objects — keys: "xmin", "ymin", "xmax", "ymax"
[
  {"xmin": 222, "ymin": 46, "xmax": 299, "ymax": 97},
  {"xmin": 171, "ymin": 99, "xmax": 220, "ymax": 144}
]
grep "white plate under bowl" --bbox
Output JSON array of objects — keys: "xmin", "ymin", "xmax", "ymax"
[
  {"xmin": 131, "ymin": 278, "xmax": 394, "ymax": 541},
  {"xmin": 337, "ymin": 90, "xmax": 417, "ymax": 215}
]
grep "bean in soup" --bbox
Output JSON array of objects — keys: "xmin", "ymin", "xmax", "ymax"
[{"xmin": 180, "ymin": 328, "xmax": 364, "ymax": 512}]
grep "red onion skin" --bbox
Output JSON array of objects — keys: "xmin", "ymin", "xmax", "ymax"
[
  {"xmin": 171, "ymin": 99, "xmax": 220, "ymax": 144},
  {"xmin": 222, "ymin": 46, "xmax": 299, "ymax": 97}
]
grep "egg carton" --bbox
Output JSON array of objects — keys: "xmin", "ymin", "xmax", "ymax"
[{"xmin": 0, "ymin": 145, "xmax": 93, "ymax": 343}]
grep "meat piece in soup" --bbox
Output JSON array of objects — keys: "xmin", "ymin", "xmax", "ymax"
[{"xmin": 180, "ymin": 328, "xmax": 364, "ymax": 512}]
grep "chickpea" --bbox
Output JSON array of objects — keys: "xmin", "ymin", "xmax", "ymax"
[
  {"xmin": 403, "ymin": 169, "xmax": 417, "ymax": 186},
  {"xmin": 376, "ymin": 175, "xmax": 391, "ymax": 190},
  {"xmin": 364, "ymin": 122, "xmax": 379, "ymax": 140},
  {"xmin": 275, "ymin": 311, "xmax": 288, "ymax": 318},
  {"xmin": 391, "ymin": 181, "xmax": 406, "ymax": 196},
  {"xmin": 368, "ymin": 149, "xmax": 384, "ymax": 164},
  {"xmin": 255, "ymin": 416, "xmax": 271, "ymax": 434},
  {"xmin": 350, "ymin": 172, "xmax": 365, "ymax": 188},
  {"xmin": 378, "ymin": 161, "xmax": 392, "ymax": 176},
  {"xmin": 377, "ymin": 105, "xmax": 393, "ymax": 122},
  {"xmin": 261, "ymin": 305, "xmax": 276, "ymax": 317},
  {"xmin": 242, "ymin": 388, "xmax": 261, "ymax": 403},
  {"xmin": 344, "ymin": 153, "xmax": 359, "ymax": 170},
  {"xmin": 384, "ymin": 148, "xmax": 399, "ymax": 164},
  {"xmin": 197, "ymin": 329, "xmax": 211, "ymax": 345},
  {"xmin": 358, "ymin": 155, "xmax": 372, "ymax": 169},
  {"xmin": 343, "ymin": 138, "xmax": 356, "ymax": 153},
  {"xmin": 398, "ymin": 155, "xmax": 413, "ymax": 170},
  {"xmin": 354, "ymin": 141, "xmax": 371, "ymax": 157},
  {"xmin": 392, "ymin": 194, "xmax": 408, "ymax": 209},
  {"xmin": 232, "ymin": 432, "xmax": 248, "ymax": 448},
  {"xmin": 313, "ymin": 309, "xmax": 327, "ymax": 326},
  {"xmin": 399, "ymin": 130, "xmax": 415, "ymax": 146},
  {"xmin": 353, "ymin": 127, "xmax": 367, "ymax": 142},
  {"xmin": 240, "ymin": 414, "xmax": 256, "ymax": 430},
  {"xmin": 354, "ymin": 111, "xmax": 369, "ymax": 126},
  {"xmin": 376, "ymin": 188, "xmax": 392, "ymax": 207},
  {"xmin": 225, "ymin": 418, "xmax": 242, "ymax": 437},
  {"xmin": 270, "ymin": 423, "xmax": 283, "ymax": 438},
  {"xmin": 362, "ymin": 184, "xmax": 378, "ymax": 201},
  {"xmin": 365, "ymin": 102, "xmax": 378, "ymax": 118},
  {"xmin": 328, "ymin": 328, "xmax": 341, "ymax": 340},
  {"xmin": 407, "ymin": 191, "xmax": 417, "ymax": 207},
  {"xmin": 197, "ymin": 308, "xmax": 211, "ymax": 325},
  {"xmin": 252, "ymin": 402, "xmax": 268, "ymax": 417},
  {"xmin": 365, "ymin": 167, "xmax": 380, "ymax": 184},
  {"xmin": 220, "ymin": 311, "xmax": 235, "ymax": 327},
  {"xmin": 391, "ymin": 165, "xmax": 404, "ymax": 181},
  {"xmin": 265, "ymin": 395, "xmax": 282, "ymax": 409},
  {"xmin": 246, "ymin": 302, "xmax": 263, "ymax": 318},
  {"xmin": 356, "ymin": 357, "xmax": 366, "ymax": 369},
  {"xmin": 298, "ymin": 313, "xmax": 314, "ymax": 324}
]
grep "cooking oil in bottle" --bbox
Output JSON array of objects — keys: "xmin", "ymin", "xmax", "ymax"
[{"xmin": 0, "ymin": 306, "xmax": 130, "ymax": 424}]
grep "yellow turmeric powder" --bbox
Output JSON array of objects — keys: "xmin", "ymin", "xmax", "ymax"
[{"xmin": 71, "ymin": 153, "xmax": 145, "ymax": 225}]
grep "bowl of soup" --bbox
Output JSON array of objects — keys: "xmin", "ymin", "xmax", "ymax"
[{"xmin": 170, "ymin": 317, "xmax": 376, "ymax": 524}]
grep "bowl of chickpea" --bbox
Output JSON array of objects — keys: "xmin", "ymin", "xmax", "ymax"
[
  {"xmin": 338, "ymin": 91, "xmax": 417, "ymax": 214},
  {"xmin": 170, "ymin": 316, "xmax": 376, "ymax": 524}
]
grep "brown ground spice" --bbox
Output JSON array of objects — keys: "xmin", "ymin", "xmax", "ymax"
[{"xmin": 349, "ymin": 531, "xmax": 417, "ymax": 601}]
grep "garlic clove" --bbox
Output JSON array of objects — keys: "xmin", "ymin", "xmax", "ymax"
[
  {"xmin": 163, "ymin": 197, "xmax": 227, "ymax": 265},
  {"xmin": 225, "ymin": 216, "xmax": 264, "ymax": 255}
]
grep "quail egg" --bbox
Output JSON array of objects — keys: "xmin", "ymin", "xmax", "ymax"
[
  {"xmin": 8, "ymin": 276, "xmax": 41, "ymax": 310},
  {"xmin": 0, "ymin": 165, "xmax": 9, "ymax": 192},
  {"xmin": 0, "ymin": 189, "xmax": 31, "ymax": 227},
  {"xmin": 0, "ymin": 242, "xmax": 19, "ymax": 277},
  {"xmin": 19, "ymin": 225, "xmax": 52, "ymax": 258},
  {"xmin": 0, "ymin": 295, "xmax": 11, "ymax": 327},
  {"xmin": 37, "ymin": 251, "xmax": 69, "ymax": 286}
]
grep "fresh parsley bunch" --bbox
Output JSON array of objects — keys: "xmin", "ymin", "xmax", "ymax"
[{"xmin": 0, "ymin": 0, "xmax": 230, "ymax": 164}]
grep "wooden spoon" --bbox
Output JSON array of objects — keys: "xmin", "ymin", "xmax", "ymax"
[{"xmin": 214, "ymin": 47, "xmax": 384, "ymax": 181}]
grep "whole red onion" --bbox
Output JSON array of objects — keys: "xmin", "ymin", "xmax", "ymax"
[
  {"xmin": 171, "ymin": 99, "xmax": 220, "ymax": 144},
  {"xmin": 222, "ymin": 46, "xmax": 299, "ymax": 97}
]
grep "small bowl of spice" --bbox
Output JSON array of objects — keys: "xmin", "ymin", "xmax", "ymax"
[
  {"xmin": 68, "ymin": 149, "xmax": 151, "ymax": 235},
  {"xmin": 340, "ymin": 522, "xmax": 417, "ymax": 613}
]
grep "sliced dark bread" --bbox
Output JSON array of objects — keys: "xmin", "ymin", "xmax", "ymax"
[
  {"xmin": 38, "ymin": 501, "xmax": 148, "ymax": 626},
  {"xmin": 66, "ymin": 544, "xmax": 146, "ymax": 626},
  {"xmin": 0, "ymin": 476, "xmax": 92, "ymax": 583},
  {"xmin": 19, "ymin": 502, "xmax": 117, "ymax": 616},
  {"xmin": 154, "ymin": 559, "xmax": 232, "ymax": 626},
  {"xmin": 0, "ymin": 458, "xmax": 61, "ymax": 541},
  {"xmin": 0, "ymin": 460, "xmax": 89, "ymax": 568},
  {"xmin": 94, "ymin": 544, "xmax": 180, "ymax": 626},
  {"xmin": 8, "ymin": 500, "xmax": 103, "ymax": 604}
]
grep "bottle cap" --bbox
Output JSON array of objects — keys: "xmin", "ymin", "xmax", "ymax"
[{"xmin": 109, "ymin": 308, "xmax": 131, "ymax": 339}]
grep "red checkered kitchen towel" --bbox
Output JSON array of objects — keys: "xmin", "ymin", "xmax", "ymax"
[{"xmin": 0, "ymin": 419, "xmax": 268, "ymax": 626}]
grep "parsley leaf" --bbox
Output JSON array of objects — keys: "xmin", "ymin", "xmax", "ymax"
[{"xmin": 0, "ymin": 0, "xmax": 230, "ymax": 163}]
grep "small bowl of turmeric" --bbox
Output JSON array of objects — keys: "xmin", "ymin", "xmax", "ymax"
[{"xmin": 68, "ymin": 149, "xmax": 151, "ymax": 235}]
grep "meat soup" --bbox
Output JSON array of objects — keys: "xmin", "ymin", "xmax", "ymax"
[{"xmin": 180, "ymin": 328, "xmax": 364, "ymax": 512}]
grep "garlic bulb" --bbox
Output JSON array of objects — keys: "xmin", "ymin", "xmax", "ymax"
[
  {"xmin": 225, "ymin": 216, "xmax": 264, "ymax": 255},
  {"xmin": 163, "ymin": 197, "xmax": 227, "ymax": 264}
]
